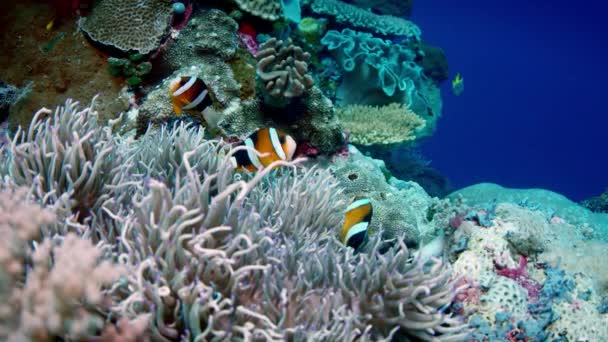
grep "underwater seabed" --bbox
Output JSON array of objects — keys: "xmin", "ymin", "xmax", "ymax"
[{"xmin": 0, "ymin": 0, "xmax": 607, "ymax": 341}]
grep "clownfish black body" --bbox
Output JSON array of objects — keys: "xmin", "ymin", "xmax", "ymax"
[
  {"xmin": 342, "ymin": 196, "xmax": 373, "ymax": 250},
  {"xmin": 169, "ymin": 76, "xmax": 213, "ymax": 116},
  {"xmin": 230, "ymin": 127, "xmax": 297, "ymax": 171}
]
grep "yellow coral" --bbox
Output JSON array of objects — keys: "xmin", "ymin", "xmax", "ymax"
[{"xmin": 336, "ymin": 103, "xmax": 426, "ymax": 145}]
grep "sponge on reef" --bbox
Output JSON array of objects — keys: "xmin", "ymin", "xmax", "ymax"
[{"xmin": 80, "ymin": 0, "xmax": 173, "ymax": 54}]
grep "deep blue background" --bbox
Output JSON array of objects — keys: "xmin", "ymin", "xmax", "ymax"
[{"xmin": 410, "ymin": 0, "xmax": 607, "ymax": 200}]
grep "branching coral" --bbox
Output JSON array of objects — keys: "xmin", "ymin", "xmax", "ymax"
[
  {"xmin": 337, "ymin": 103, "xmax": 426, "ymax": 145},
  {"xmin": 256, "ymin": 38, "xmax": 315, "ymax": 102}
]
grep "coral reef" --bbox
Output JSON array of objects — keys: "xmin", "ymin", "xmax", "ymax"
[
  {"xmin": 255, "ymin": 38, "xmax": 315, "ymax": 104},
  {"xmin": 0, "ymin": 98, "xmax": 469, "ymax": 341},
  {"xmin": 310, "ymin": 0, "xmax": 421, "ymax": 38},
  {"xmin": 80, "ymin": 0, "xmax": 173, "ymax": 55},
  {"xmin": 582, "ymin": 188, "xmax": 608, "ymax": 213},
  {"xmin": 6, "ymin": 0, "xmax": 604, "ymax": 340},
  {"xmin": 324, "ymin": 145, "xmax": 448, "ymax": 247},
  {"xmin": 0, "ymin": 186, "xmax": 127, "ymax": 341},
  {"xmin": 193, "ymin": 9, "xmax": 240, "ymax": 60},
  {"xmin": 337, "ymin": 103, "xmax": 426, "ymax": 145},
  {"xmin": 451, "ymin": 182, "xmax": 608, "ymax": 241},
  {"xmin": 234, "ymin": 0, "xmax": 283, "ymax": 21},
  {"xmin": 446, "ymin": 193, "xmax": 608, "ymax": 340},
  {"xmin": 349, "ymin": 0, "xmax": 413, "ymax": 17},
  {"xmin": 321, "ymin": 28, "xmax": 442, "ymax": 135}
]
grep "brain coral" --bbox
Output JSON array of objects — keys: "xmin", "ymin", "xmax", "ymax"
[{"xmin": 80, "ymin": 0, "xmax": 173, "ymax": 54}]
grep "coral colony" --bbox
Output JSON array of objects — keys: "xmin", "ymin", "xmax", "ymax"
[{"xmin": 0, "ymin": 0, "xmax": 607, "ymax": 341}]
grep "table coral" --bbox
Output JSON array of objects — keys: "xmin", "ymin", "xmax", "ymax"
[
  {"xmin": 80, "ymin": 0, "xmax": 173, "ymax": 55},
  {"xmin": 336, "ymin": 103, "xmax": 426, "ymax": 145},
  {"xmin": 310, "ymin": 0, "xmax": 421, "ymax": 38},
  {"xmin": 234, "ymin": 0, "xmax": 283, "ymax": 21}
]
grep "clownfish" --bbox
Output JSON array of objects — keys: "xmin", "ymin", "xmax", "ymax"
[
  {"xmin": 341, "ymin": 196, "xmax": 373, "ymax": 250},
  {"xmin": 169, "ymin": 76, "xmax": 213, "ymax": 116},
  {"xmin": 230, "ymin": 127, "xmax": 297, "ymax": 171}
]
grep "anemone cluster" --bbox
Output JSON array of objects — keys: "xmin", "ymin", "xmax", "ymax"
[{"xmin": 0, "ymin": 99, "xmax": 470, "ymax": 340}]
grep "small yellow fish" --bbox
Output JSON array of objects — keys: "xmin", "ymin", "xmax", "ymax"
[
  {"xmin": 452, "ymin": 72, "xmax": 464, "ymax": 96},
  {"xmin": 46, "ymin": 17, "xmax": 56, "ymax": 31}
]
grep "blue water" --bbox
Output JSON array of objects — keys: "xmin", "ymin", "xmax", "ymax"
[{"xmin": 411, "ymin": 0, "xmax": 607, "ymax": 201}]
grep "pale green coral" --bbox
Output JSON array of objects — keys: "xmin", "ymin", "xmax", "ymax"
[{"xmin": 337, "ymin": 103, "xmax": 425, "ymax": 145}]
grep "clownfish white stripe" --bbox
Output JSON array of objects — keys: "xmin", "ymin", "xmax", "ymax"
[
  {"xmin": 345, "ymin": 198, "xmax": 372, "ymax": 213},
  {"xmin": 173, "ymin": 76, "xmax": 196, "ymax": 96},
  {"xmin": 183, "ymin": 89, "xmax": 208, "ymax": 110},
  {"xmin": 345, "ymin": 222, "xmax": 369, "ymax": 244},
  {"xmin": 245, "ymin": 138, "xmax": 263, "ymax": 170},
  {"xmin": 269, "ymin": 128, "xmax": 286, "ymax": 160},
  {"xmin": 229, "ymin": 156, "xmax": 238, "ymax": 168}
]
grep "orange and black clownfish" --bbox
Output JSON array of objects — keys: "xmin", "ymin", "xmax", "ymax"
[
  {"xmin": 341, "ymin": 196, "xmax": 373, "ymax": 250},
  {"xmin": 169, "ymin": 76, "xmax": 213, "ymax": 116},
  {"xmin": 230, "ymin": 127, "xmax": 297, "ymax": 171}
]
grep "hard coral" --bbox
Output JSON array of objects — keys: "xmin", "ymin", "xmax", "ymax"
[
  {"xmin": 336, "ymin": 103, "xmax": 426, "ymax": 145},
  {"xmin": 80, "ymin": 0, "xmax": 173, "ymax": 55},
  {"xmin": 495, "ymin": 255, "xmax": 542, "ymax": 301},
  {"xmin": 310, "ymin": 0, "xmax": 421, "ymax": 38},
  {"xmin": 256, "ymin": 38, "xmax": 315, "ymax": 104},
  {"xmin": 234, "ymin": 0, "xmax": 283, "ymax": 21},
  {"xmin": 194, "ymin": 9, "xmax": 239, "ymax": 60}
]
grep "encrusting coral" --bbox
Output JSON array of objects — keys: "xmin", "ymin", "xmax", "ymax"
[
  {"xmin": 0, "ymin": 98, "xmax": 469, "ymax": 341},
  {"xmin": 337, "ymin": 103, "xmax": 426, "ymax": 145}
]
